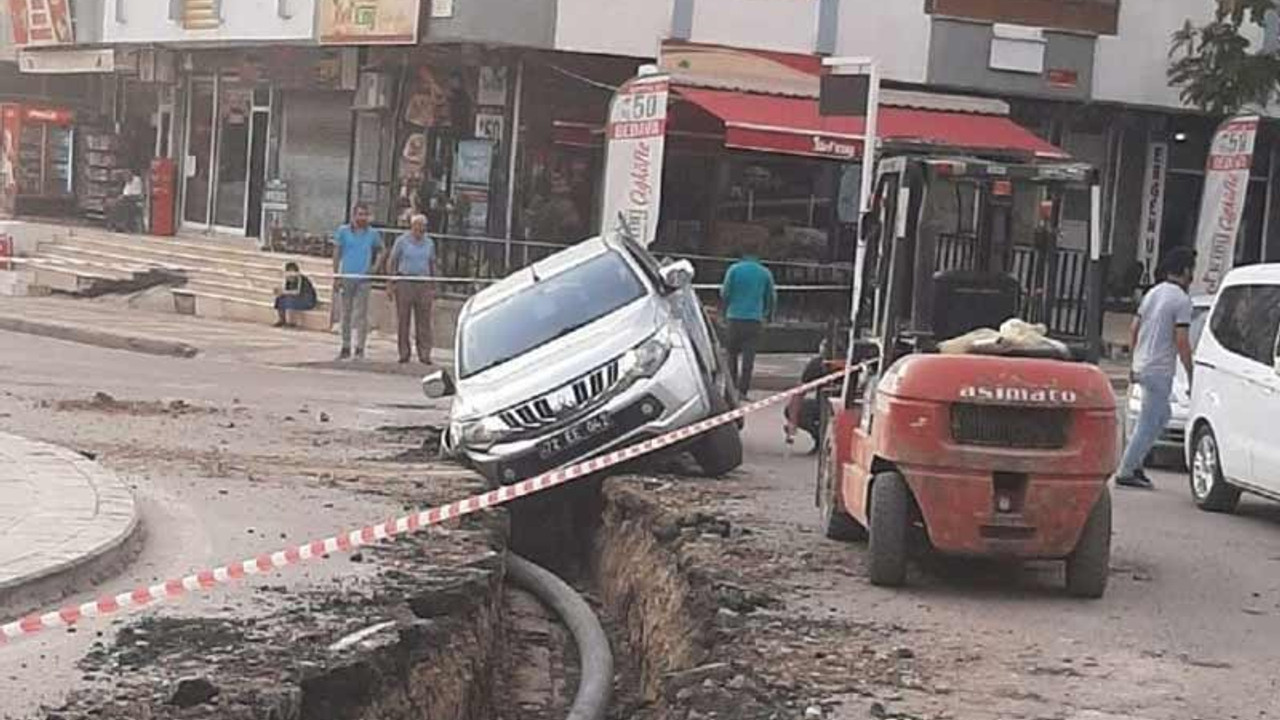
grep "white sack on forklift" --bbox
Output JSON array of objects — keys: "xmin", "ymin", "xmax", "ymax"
[{"xmin": 938, "ymin": 319, "xmax": 1072, "ymax": 360}]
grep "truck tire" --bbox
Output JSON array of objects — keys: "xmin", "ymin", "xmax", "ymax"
[
  {"xmin": 1191, "ymin": 426, "xmax": 1241, "ymax": 513},
  {"xmin": 1065, "ymin": 488, "xmax": 1111, "ymax": 599},
  {"xmin": 868, "ymin": 471, "xmax": 911, "ymax": 587},
  {"xmin": 693, "ymin": 422, "xmax": 743, "ymax": 477},
  {"xmin": 818, "ymin": 423, "xmax": 865, "ymax": 541}
]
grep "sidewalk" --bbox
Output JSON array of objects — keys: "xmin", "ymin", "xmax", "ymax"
[
  {"xmin": 0, "ymin": 295, "xmax": 421, "ymax": 369},
  {"xmin": 0, "ymin": 433, "xmax": 140, "ymax": 613}
]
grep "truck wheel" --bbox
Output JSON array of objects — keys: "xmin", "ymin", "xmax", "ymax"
[
  {"xmin": 818, "ymin": 423, "xmax": 865, "ymax": 541},
  {"xmin": 1065, "ymin": 488, "xmax": 1111, "ymax": 599},
  {"xmin": 868, "ymin": 471, "xmax": 911, "ymax": 587},
  {"xmin": 1191, "ymin": 426, "xmax": 1241, "ymax": 513}
]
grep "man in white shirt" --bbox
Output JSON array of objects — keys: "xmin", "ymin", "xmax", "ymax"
[{"xmin": 1116, "ymin": 247, "xmax": 1197, "ymax": 489}]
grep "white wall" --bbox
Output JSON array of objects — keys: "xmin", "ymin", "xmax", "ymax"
[
  {"xmin": 834, "ymin": 0, "xmax": 930, "ymax": 84},
  {"xmin": 103, "ymin": 0, "xmax": 317, "ymax": 43},
  {"xmin": 1094, "ymin": 0, "xmax": 1267, "ymax": 109},
  {"xmin": 555, "ymin": 0, "xmax": 672, "ymax": 58},
  {"xmin": 688, "ymin": 0, "xmax": 817, "ymax": 54}
]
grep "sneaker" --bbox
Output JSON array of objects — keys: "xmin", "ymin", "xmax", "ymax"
[
  {"xmin": 398, "ymin": 357, "xmax": 410, "ymax": 364},
  {"xmin": 1116, "ymin": 470, "xmax": 1154, "ymax": 490},
  {"xmin": 273, "ymin": 320, "xmax": 286, "ymax": 328},
  {"xmin": 354, "ymin": 349, "xmax": 365, "ymax": 360},
  {"xmin": 337, "ymin": 349, "xmax": 351, "ymax": 361}
]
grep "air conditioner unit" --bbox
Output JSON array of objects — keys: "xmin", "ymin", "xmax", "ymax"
[{"xmin": 353, "ymin": 71, "xmax": 390, "ymax": 111}]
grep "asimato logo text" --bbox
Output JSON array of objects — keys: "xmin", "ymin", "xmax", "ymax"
[{"xmin": 958, "ymin": 386, "xmax": 1079, "ymax": 404}]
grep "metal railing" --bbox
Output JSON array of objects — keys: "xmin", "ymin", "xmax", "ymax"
[
  {"xmin": 372, "ymin": 228, "xmax": 853, "ymax": 325},
  {"xmin": 936, "ymin": 233, "xmax": 1092, "ymax": 339}
]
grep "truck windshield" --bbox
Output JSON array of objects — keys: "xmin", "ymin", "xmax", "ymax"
[{"xmin": 458, "ymin": 251, "xmax": 648, "ymax": 378}]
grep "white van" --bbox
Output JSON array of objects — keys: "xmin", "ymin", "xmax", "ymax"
[{"xmin": 1187, "ymin": 264, "xmax": 1280, "ymax": 512}]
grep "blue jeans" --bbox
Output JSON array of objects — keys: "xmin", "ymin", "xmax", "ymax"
[{"xmin": 1119, "ymin": 373, "xmax": 1174, "ymax": 477}]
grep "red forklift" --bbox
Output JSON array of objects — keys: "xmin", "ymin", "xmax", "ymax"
[{"xmin": 816, "ymin": 154, "xmax": 1118, "ymax": 598}]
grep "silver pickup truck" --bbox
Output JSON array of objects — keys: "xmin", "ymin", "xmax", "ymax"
[{"xmin": 424, "ymin": 233, "xmax": 742, "ymax": 485}]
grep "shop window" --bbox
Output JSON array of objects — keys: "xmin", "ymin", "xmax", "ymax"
[{"xmin": 712, "ymin": 156, "xmax": 834, "ymax": 262}]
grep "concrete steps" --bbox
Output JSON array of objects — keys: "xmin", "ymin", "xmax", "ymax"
[{"xmin": 26, "ymin": 226, "xmax": 463, "ymax": 348}]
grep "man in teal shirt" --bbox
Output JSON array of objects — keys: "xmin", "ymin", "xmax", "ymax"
[
  {"xmin": 720, "ymin": 240, "xmax": 777, "ymax": 394},
  {"xmin": 332, "ymin": 203, "xmax": 383, "ymax": 360}
]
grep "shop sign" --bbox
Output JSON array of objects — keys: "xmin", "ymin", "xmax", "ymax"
[
  {"xmin": 454, "ymin": 140, "xmax": 494, "ymax": 187},
  {"xmin": 811, "ymin": 135, "xmax": 861, "ymax": 160},
  {"xmin": 478, "ymin": 67, "xmax": 509, "ymax": 107},
  {"xmin": 601, "ymin": 72, "xmax": 670, "ymax": 247},
  {"xmin": 8, "ymin": 0, "xmax": 74, "ymax": 47},
  {"xmin": 1137, "ymin": 141, "xmax": 1168, "ymax": 287},
  {"xmin": 262, "ymin": 180, "xmax": 289, "ymax": 213},
  {"xmin": 18, "ymin": 48, "xmax": 114, "ymax": 74},
  {"xmin": 1046, "ymin": 68, "xmax": 1079, "ymax": 89},
  {"xmin": 474, "ymin": 112, "xmax": 504, "ymax": 142},
  {"xmin": 319, "ymin": 0, "xmax": 421, "ymax": 45},
  {"xmin": 1192, "ymin": 116, "xmax": 1259, "ymax": 296}
]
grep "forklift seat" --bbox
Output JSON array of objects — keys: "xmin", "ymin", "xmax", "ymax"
[{"xmin": 931, "ymin": 270, "xmax": 1021, "ymax": 341}]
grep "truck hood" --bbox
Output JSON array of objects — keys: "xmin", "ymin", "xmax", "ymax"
[{"xmin": 450, "ymin": 297, "xmax": 666, "ymax": 421}]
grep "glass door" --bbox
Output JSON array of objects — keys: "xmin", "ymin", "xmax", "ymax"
[
  {"xmin": 212, "ymin": 85, "xmax": 252, "ymax": 231},
  {"xmin": 183, "ymin": 79, "xmax": 216, "ymax": 226}
]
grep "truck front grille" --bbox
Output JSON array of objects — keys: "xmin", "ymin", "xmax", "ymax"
[
  {"xmin": 499, "ymin": 359, "xmax": 622, "ymax": 431},
  {"xmin": 950, "ymin": 404, "xmax": 1070, "ymax": 450}
]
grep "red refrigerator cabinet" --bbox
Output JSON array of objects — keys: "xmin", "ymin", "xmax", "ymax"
[{"xmin": 0, "ymin": 104, "xmax": 75, "ymax": 215}]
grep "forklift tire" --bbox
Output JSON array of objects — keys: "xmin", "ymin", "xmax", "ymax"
[
  {"xmin": 818, "ymin": 422, "xmax": 866, "ymax": 541},
  {"xmin": 868, "ymin": 471, "xmax": 911, "ymax": 587},
  {"xmin": 1065, "ymin": 488, "xmax": 1112, "ymax": 599}
]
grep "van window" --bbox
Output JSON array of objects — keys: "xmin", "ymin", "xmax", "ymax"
[{"xmin": 1209, "ymin": 285, "xmax": 1280, "ymax": 365}]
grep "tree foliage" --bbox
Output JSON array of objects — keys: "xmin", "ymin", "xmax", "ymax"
[{"xmin": 1168, "ymin": 0, "xmax": 1280, "ymax": 115}]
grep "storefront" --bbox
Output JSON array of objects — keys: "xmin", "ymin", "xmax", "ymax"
[{"xmin": 167, "ymin": 48, "xmax": 352, "ymax": 239}]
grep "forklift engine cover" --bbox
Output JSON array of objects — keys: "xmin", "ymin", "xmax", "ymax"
[{"xmin": 858, "ymin": 353, "xmax": 1117, "ymax": 558}]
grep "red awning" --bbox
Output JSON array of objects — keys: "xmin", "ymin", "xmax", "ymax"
[{"xmin": 675, "ymin": 87, "xmax": 1068, "ymax": 162}]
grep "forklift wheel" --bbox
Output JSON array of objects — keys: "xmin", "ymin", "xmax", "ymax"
[
  {"xmin": 868, "ymin": 471, "xmax": 911, "ymax": 587},
  {"xmin": 1065, "ymin": 488, "xmax": 1112, "ymax": 599},
  {"xmin": 818, "ymin": 423, "xmax": 866, "ymax": 542}
]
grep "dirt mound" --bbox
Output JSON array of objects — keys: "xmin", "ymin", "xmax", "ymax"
[{"xmin": 53, "ymin": 392, "xmax": 218, "ymax": 416}]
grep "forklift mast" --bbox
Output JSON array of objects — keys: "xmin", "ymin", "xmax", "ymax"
[{"xmin": 853, "ymin": 155, "xmax": 1106, "ymax": 369}]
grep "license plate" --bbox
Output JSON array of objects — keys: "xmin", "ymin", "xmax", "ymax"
[{"xmin": 537, "ymin": 412, "xmax": 613, "ymax": 459}]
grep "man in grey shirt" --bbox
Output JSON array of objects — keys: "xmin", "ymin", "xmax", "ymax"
[{"xmin": 1117, "ymin": 247, "xmax": 1197, "ymax": 489}]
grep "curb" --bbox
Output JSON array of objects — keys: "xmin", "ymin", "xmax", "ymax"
[
  {"xmin": 0, "ymin": 315, "xmax": 199, "ymax": 358},
  {"xmin": 0, "ymin": 434, "xmax": 144, "ymax": 615}
]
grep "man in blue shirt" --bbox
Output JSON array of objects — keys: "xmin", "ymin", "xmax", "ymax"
[
  {"xmin": 720, "ymin": 238, "xmax": 777, "ymax": 394},
  {"xmin": 384, "ymin": 213, "xmax": 438, "ymax": 365},
  {"xmin": 332, "ymin": 203, "xmax": 383, "ymax": 360}
]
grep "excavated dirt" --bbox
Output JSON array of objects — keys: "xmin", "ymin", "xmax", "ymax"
[{"xmin": 593, "ymin": 476, "xmax": 938, "ymax": 720}]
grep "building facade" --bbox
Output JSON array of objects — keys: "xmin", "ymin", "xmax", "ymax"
[{"xmin": 5, "ymin": 0, "xmax": 1278, "ymax": 291}]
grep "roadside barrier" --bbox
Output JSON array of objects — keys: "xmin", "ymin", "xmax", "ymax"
[{"xmin": 0, "ymin": 365, "xmax": 862, "ymax": 646}]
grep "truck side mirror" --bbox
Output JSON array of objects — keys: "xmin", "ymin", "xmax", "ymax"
[
  {"xmin": 422, "ymin": 369, "xmax": 455, "ymax": 399},
  {"xmin": 658, "ymin": 259, "xmax": 695, "ymax": 290}
]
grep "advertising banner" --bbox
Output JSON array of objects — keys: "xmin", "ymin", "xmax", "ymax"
[
  {"xmin": 319, "ymin": 0, "xmax": 420, "ymax": 45},
  {"xmin": 8, "ymin": 0, "xmax": 74, "ymax": 47},
  {"xmin": 600, "ymin": 72, "xmax": 670, "ymax": 247},
  {"xmin": 1191, "ymin": 116, "xmax": 1259, "ymax": 296},
  {"xmin": 1137, "ymin": 141, "xmax": 1168, "ymax": 287}
]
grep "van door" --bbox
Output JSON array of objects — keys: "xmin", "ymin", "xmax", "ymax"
[
  {"xmin": 1241, "ymin": 285, "xmax": 1280, "ymax": 493},
  {"xmin": 1201, "ymin": 286, "xmax": 1257, "ymax": 482}
]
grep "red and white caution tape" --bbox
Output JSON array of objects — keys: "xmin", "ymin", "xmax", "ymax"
[{"xmin": 1, "ymin": 366, "xmax": 859, "ymax": 646}]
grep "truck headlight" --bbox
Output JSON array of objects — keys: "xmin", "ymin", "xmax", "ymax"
[
  {"xmin": 622, "ymin": 328, "xmax": 672, "ymax": 380},
  {"xmin": 457, "ymin": 416, "xmax": 511, "ymax": 449}
]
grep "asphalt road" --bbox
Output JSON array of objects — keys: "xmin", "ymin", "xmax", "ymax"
[
  {"xmin": 737, "ymin": 417, "xmax": 1280, "ymax": 719},
  {"xmin": 0, "ymin": 330, "xmax": 448, "ymax": 718}
]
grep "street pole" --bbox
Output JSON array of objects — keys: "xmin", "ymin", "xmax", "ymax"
[{"xmin": 503, "ymin": 58, "xmax": 525, "ymax": 275}]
